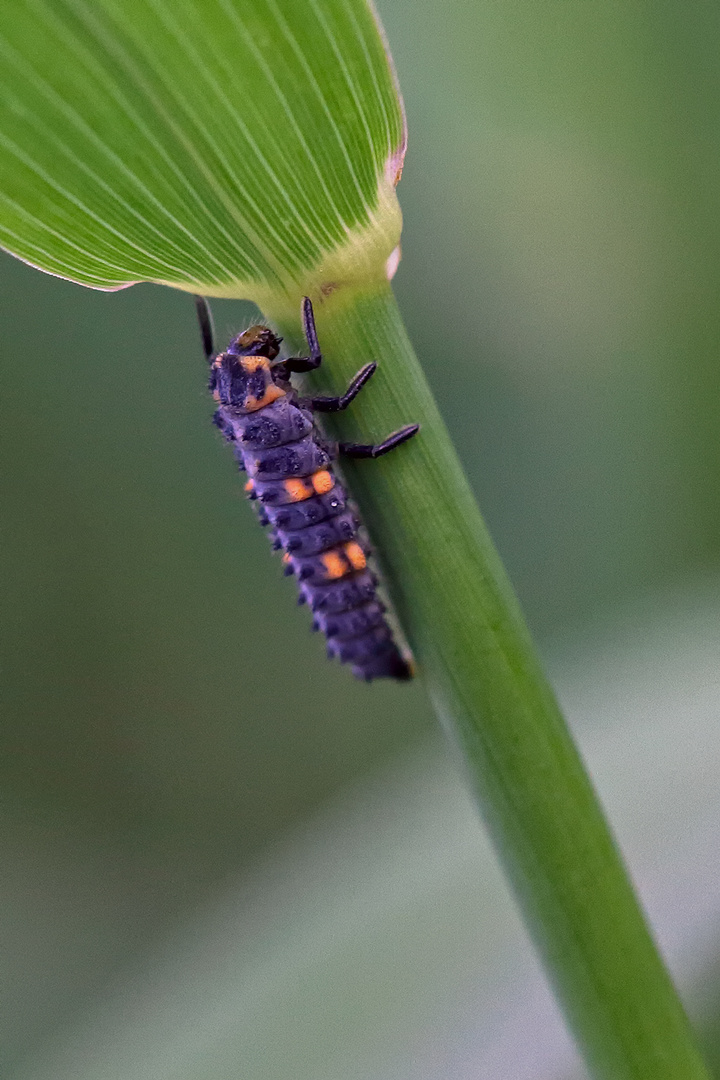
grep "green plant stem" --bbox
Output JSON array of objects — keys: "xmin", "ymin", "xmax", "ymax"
[{"xmin": 268, "ymin": 283, "xmax": 709, "ymax": 1080}]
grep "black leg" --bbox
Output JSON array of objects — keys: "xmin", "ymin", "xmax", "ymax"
[
  {"xmin": 193, "ymin": 295, "xmax": 215, "ymax": 361},
  {"xmin": 340, "ymin": 424, "xmax": 420, "ymax": 459},
  {"xmin": 277, "ymin": 353, "xmax": 322, "ymax": 375},
  {"xmin": 309, "ymin": 363, "xmax": 377, "ymax": 412},
  {"xmin": 301, "ymin": 296, "xmax": 321, "ymax": 363},
  {"xmin": 276, "ymin": 297, "xmax": 324, "ymax": 375}
]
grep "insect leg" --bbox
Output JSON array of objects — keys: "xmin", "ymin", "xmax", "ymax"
[
  {"xmin": 302, "ymin": 296, "xmax": 322, "ymax": 363},
  {"xmin": 278, "ymin": 297, "xmax": 324, "ymax": 374},
  {"xmin": 278, "ymin": 354, "xmax": 322, "ymax": 374},
  {"xmin": 339, "ymin": 424, "xmax": 419, "ymax": 459},
  {"xmin": 309, "ymin": 363, "xmax": 377, "ymax": 412},
  {"xmin": 193, "ymin": 295, "xmax": 215, "ymax": 361}
]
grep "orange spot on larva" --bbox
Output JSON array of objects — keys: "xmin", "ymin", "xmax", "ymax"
[
  {"xmin": 244, "ymin": 479, "xmax": 254, "ymax": 493},
  {"xmin": 321, "ymin": 550, "xmax": 349, "ymax": 580},
  {"xmin": 282, "ymin": 553, "xmax": 292, "ymax": 564},
  {"xmin": 241, "ymin": 356, "xmax": 270, "ymax": 372},
  {"xmin": 284, "ymin": 478, "xmax": 313, "ymax": 502},
  {"xmin": 344, "ymin": 542, "xmax": 366, "ymax": 570},
  {"xmin": 311, "ymin": 470, "xmax": 333, "ymax": 495},
  {"xmin": 244, "ymin": 385, "xmax": 285, "ymax": 412}
]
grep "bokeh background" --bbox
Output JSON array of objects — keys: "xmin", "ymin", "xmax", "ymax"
[{"xmin": 2, "ymin": 1, "xmax": 720, "ymax": 1077}]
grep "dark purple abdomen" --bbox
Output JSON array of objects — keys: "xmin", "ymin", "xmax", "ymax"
[{"xmin": 213, "ymin": 396, "xmax": 412, "ymax": 681}]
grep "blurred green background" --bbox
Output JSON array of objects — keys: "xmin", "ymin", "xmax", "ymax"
[{"xmin": 2, "ymin": 0, "xmax": 720, "ymax": 1076}]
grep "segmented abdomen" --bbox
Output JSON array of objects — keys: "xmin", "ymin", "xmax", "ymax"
[{"xmin": 213, "ymin": 396, "xmax": 412, "ymax": 680}]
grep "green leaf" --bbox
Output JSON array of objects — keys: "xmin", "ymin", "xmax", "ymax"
[
  {"xmin": 0, "ymin": 0, "xmax": 404, "ymax": 303},
  {"xmin": 0, "ymin": 3, "xmax": 712, "ymax": 1079}
]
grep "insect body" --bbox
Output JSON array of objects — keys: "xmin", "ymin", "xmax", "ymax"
[{"xmin": 195, "ymin": 296, "xmax": 418, "ymax": 681}]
